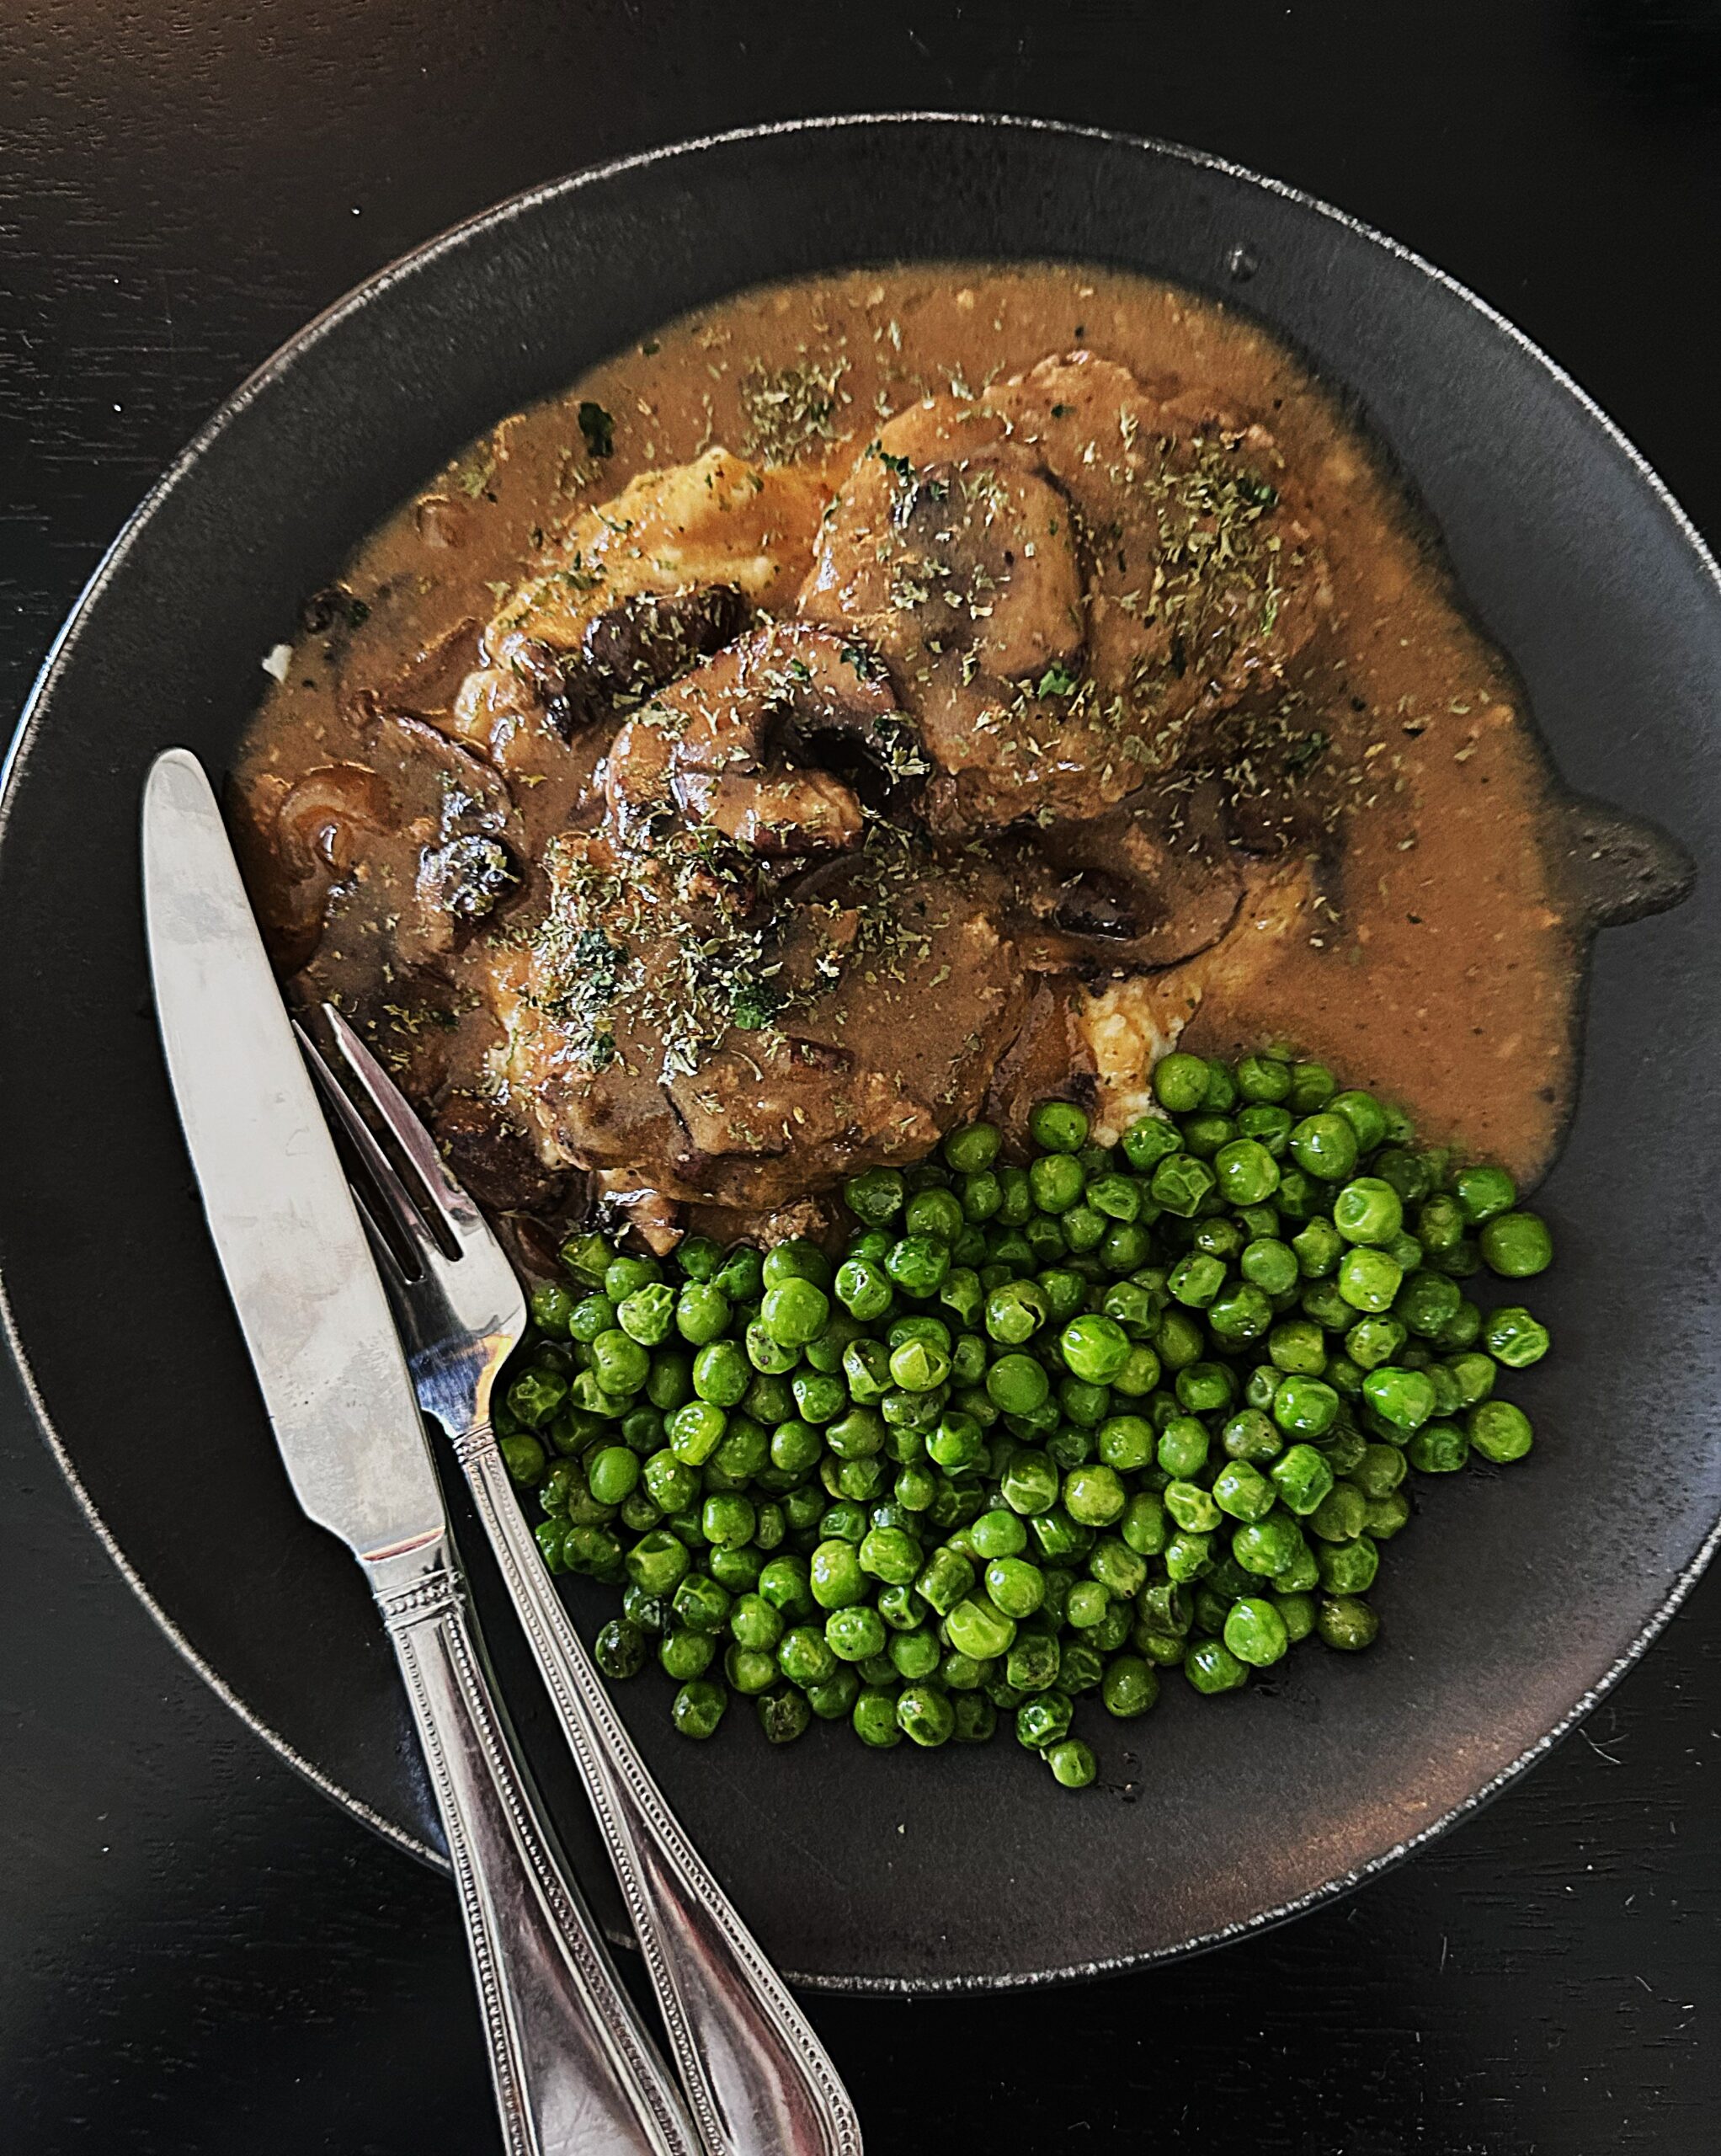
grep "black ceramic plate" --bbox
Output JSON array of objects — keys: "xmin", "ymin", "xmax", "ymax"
[{"xmin": 3, "ymin": 116, "xmax": 1720, "ymax": 1993}]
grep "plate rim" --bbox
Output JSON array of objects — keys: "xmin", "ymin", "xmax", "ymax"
[{"xmin": 4, "ymin": 108, "xmax": 1720, "ymax": 1993}]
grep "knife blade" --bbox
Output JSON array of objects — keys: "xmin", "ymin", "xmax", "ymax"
[{"xmin": 142, "ymin": 745, "xmax": 443, "ymax": 1564}]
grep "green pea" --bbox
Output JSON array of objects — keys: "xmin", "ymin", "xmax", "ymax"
[
  {"xmin": 1121, "ymin": 1113, "xmax": 1182, "ymax": 1171},
  {"xmin": 986, "ymin": 1278, "xmax": 1049, "ymax": 1344},
  {"xmin": 594, "ymin": 1618, "xmax": 646, "ymax": 1680},
  {"xmin": 508, "ymin": 1368, "xmax": 568, "ymax": 1428},
  {"xmin": 757, "ymin": 1278, "xmax": 827, "ymax": 1350},
  {"xmin": 944, "ymin": 1120, "xmax": 1002, "ymax": 1173},
  {"xmin": 970, "ymin": 1508, "xmax": 1029, "ymax": 1560},
  {"xmin": 988, "ymin": 1353, "xmax": 1051, "ymax": 1416},
  {"xmin": 605, "ymin": 1255, "xmax": 662, "ymax": 1305},
  {"xmin": 646, "ymin": 1353, "xmax": 693, "ymax": 1412},
  {"xmin": 701, "ymin": 1492, "xmax": 756, "ymax": 1550},
  {"xmin": 1345, "ymin": 1315, "xmax": 1405, "ymax": 1371},
  {"xmin": 1361, "ymin": 1364, "xmax": 1437, "ymax": 1433},
  {"xmin": 1337, "ymin": 1246, "xmax": 1403, "ymax": 1313},
  {"xmin": 888, "ymin": 1626, "xmax": 941, "ymax": 1681},
  {"xmin": 1028, "ymin": 1153, "xmax": 1085, "ymax": 1214},
  {"xmin": 1266, "ymin": 1317, "xmax": 1326, "ymax": 1375},
  {"xmin": 1290, "ymin": 1218, "xmax": 1344, "ymax": 1279},
  {"xmin": 1308, "ymin": 1482, "xmax": 1369, "ymax": 1543},
  {"xmin": 1153, "ymin": 1051, "xmax": 1211, "ymax": 1113},
  {"xmin": 1288, "ymin": 1113, "xmax": 1359, "ymax": 1182},
  {"xmin": 886, "ymin": 1235, "xmax": 951, "ymax": 1298},
  {"xmin": 1222, "ymin": 1408, "xmax": 1282, "ymax": 1464},
  {"xmin": 1014, "ymin": 1688, "xmax": 1074, "ymax": 1751},
  {"xmin": 1084, "ymin": 1171, "xmax": 1139, "ymax": 1222},
  {"xmin": 1351, "ymin": 1442, "xmax": 1407, "ymax": 1500},
  {"xmin": 1029, "ymin": 1097, "xmax": 1090, "ymax": 1153},
  {"xmin": 667, "ymin": 1399, "xmax": 727, "ymax": 1465},
  {"xmin": 993, "ymin": 1166, "xmax": 1034, "ymax": 1226},
  {"xmin": 775, "ymin": 1622, "xmax": 838, "ymax": 1687},
  {"xmin": 659, "ymin": 1625, "xmax": 715, "ymax": 1680},
  {"xmin": 952, "ymin": 1694, "xmax": 999, "ymax": 1744},
  {"xmin": 1486, "ymin": 1305, "xmax": 1549, "ymax": 1368},
  {"xmin": 1150, "ymin": 1151, "xmax": 1217, "ymax": 1219},
  {"xmin": 1058, "ymin": 1312, "xmax": 1132, "ymax": 1383},
  {"xmin": 1480, "ymin": 1211, "xmax": 1553, "ymax": 1278},
  {"xmin": 728, "ymin": 1592, "xmax": 786, "ymax": 1653},
  {"xmin": 1185, "ymin": 1638, "xmax": 1249, "ymax": 1694},
  {"xmin": 1095, "ymin": 1413, "xmax": 1154, "ymax": 1473},
  {"xmin": 805, "ymin": 1666, "xmax": 861, "ymax": 1721},
  {"xmin": 640, "ymin": 1450, "xmax": 696, "ymax": 1516},
  {"xmin": 1042, "ymin": 1737, "xmax": 1095, "ymax": 1788},
  {"xmin": 691, "ymin": 1340, "xmax": 750, "ymax": 1407},
  {"xmin": 1006, "ymin": 1630, "xmax": 1062, "ymax": 1693},
  {"xmin": 1272, "ymin": 1376, "xmax": 1339, "ymax": 1438},
  {"xmin": 1112, "ymin": 1344, "xmax": 1162, "ymax": 1397},
  {"xmin": 626, "ymin": 1529, "xmax": 691, "ymax": 1598},
  {"xmin": 671, "ymin": 1678, "xmax": 728, "ymax": 1739},
  {"xmin": 670, "ymin": 1235, "xmax": 721, "ymax": 1284},
  {"xmin": 559, "ymin": 1230, "xmax": 614, "ymax": 1286},
  {"xmin": 1285, "ymin": 1061, "xmax": 1335, "ymax": 1113},
  {"xmin": 1432, "ymin": 1297, "xmax": 1484, "ymax": 1352},
  {"xmin": 672, "ymin": 1572, "xmax": 732, "ymax": 1633},
  {"xmin": 1213, "ymin": 1137, "xmax": 1281, "ymax": 1206},
  {"xmin": 1157, "ymin": 1414, "xmax": 1210, "ymax": 1479},
  {"xmin": 723, "ymin": 1643, "xmax": 778, "ymax": 1696},
  {"xmin": 1164, "ymin": 1481, "xmax": 1223, "ymax": 1534},
  {"xmin": 1332, "ymin": 1177, "xmax": 1403, "ymax": 1247},
  {"xmin": 896, "ymin": 1684, "xmax": 956, "ymax": 1748},
  {"xmin": 1317, "ymin": 1595, "xmax": 1379, "ymax": 1651},
  {"xmin": 860, "ymin": 1524, "xmax": 924, "ymax": 1585},
  {"xmin": 1469, "ymin": 1399, "xmax": 1533, "ymax": 1463},
  {"xmin": 753, "ymin": 1686, "xmax": 810, "ymax": 1744},
  {"xmin": 845, "ymin": 1168, "xmax": 906, "ymax": 1227},
  {"xmin": 833, "ymin": 1257, "xmax": 892, "ymax": 1322},
  {"xmin": 946, "ymin": 1596, "xmax": 1016, "ymax": 1661},
  {"xmin": 917, "ymin": 1545, "xmax": 977, "ymax": 1616},
  {"xmin": 1407, "ymin": 1422, "xmax": 1469, "ymax": 1473},
  {"xmin": 1066, "ymin": 1579, "xmax": 1111, "ymax": 1630},
  {"xmin": 1168, "ymin": 1251, "xmax": 1225, "ymax": 1309},
  {"xmin": 851, "ymin": 1686, "xmax": 903, "ymax": 1748},
  {"xmin": 1056, "ymin": 1463, "xmax": 1122, "ymax": 1528},
  {"xmin": 1237, "ymin": 1103, "xmax": 1294, "ymax": 1156},
  {"xmin": 1175, "ymin": 1362, "xmax": 1235, "ymax": 1416},
  {"xmin": 809, "ymin": 1539, "xmax": 868, "ymax": 1609},
  {"xmin": 587, "ymin": 1445, "xmax": 641, "ymax": 1507},
  {"xmin": 1270, "ymin": 1444, "xmax": 1335, "ymax": 1516},
  {"xmin": 1087, "ymin": 1537, "xmax": 1148, "ymax": 1601},
  {"xmin": 1212, "ymin": 1459, "xmax": 1276, "ymax": 1522},
  {"xmin": 1240, "ymin": 1237, "xmax": 1298, "ymax": 1296},
  {"xmin": 983, "ymin": 1556, "xmax": 1045, "ymax": 1619},
  {"xmin": 1328, "ymin": 1089, "xmax": 1388, "ymax": 1155},
  {"xmin": 499, "ymin": 1433, "xmax": 548, "ymax": 1487},
  {"xmin": 1100, "ymin": 1220, "xmax": 1154, "ymax": 1273},
  {"xmin": 1317, "ymin": 1534, "xmax": 1379, "ymax": 1595},
  {"xmin": 1234, "ymin": 1052, "xmax": 1292, "ymax": 1103},
  {"xmin": 824, "ymin": 1604, "xmax": 887, "ymax": 1663},
  {"xmin": 1224, "ymin": 1596, "xmax": 1290, "ymax": 1667},
  {"xmin": 1232, "ymin": 1513, "xmax": 1308, "ymax": 1577},
  {"xmin": 1453, "ymin": 1163, "xmax": 1516, "ymax": 1224}
]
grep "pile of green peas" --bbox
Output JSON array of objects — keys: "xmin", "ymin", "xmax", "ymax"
[{"xmin": 490, "ymin": 1047, "xmax": 1553, "ymax": 1790}]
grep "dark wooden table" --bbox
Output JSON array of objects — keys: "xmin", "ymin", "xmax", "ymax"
[{"xmin": 3, "ymin": 6, "xmax": 1717, "ymax": 2149}]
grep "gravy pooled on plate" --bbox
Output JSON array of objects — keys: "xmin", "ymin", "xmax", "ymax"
[{"xmin": 235, "ymin": 264, "xmax": 1583, "ymax": 1253}]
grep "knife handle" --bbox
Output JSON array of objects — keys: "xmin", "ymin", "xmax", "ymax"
[
  {"xmin": 369, "ymin": 1540, "xmax": 697, "ymax": 2156},
  {"xmin": 456, "ymin": 1428, "xmax": 862, "ymax": 2156}
]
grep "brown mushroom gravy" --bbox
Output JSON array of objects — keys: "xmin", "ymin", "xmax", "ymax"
[{"xmin": 234, "ymin": 262, "xmax": 1601, "ymax": 1255}]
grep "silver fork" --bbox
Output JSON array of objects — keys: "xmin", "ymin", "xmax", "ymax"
[{"xmin": 301, "ymin": 1004, "xmax": 862, "ymax": 2156}]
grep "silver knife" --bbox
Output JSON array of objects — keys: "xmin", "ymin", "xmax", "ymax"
[{"xmin": 142, "ymin": 745, "xmax": 698, "ymax": 2156}]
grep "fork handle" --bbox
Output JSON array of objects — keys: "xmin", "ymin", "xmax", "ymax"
[
  {"xmin": 368, "ymin": 1539, "xmax": 698, "ymax": 2156},
  {"xmin": 457, "ymin": 1429, "xmax": 862, "ymax": 2156}
]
